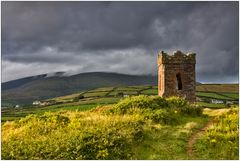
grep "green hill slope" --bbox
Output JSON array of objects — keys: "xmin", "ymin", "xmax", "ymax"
[
  {"xmin": 2, "ymin": 72, "xmax": 157, "ymax": 106},
  {"xmin": 2, "ymin": 84, "xmax": 238, "ymax": 122},
  {"xmin": 2, "ymin": 96, "xmax": 238, "ymax": 160}
]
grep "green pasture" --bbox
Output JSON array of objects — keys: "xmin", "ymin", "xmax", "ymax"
[
  {"xmin": 2, "ymin": 84, "xmax": 238, "ymax": 123},
  {"xmin": 133, "ymin": 116, "xmax": 209, "ymax": 159},
  {"xmin": 88, "ymin": 87, "xmax": 115, "ymax": 92},
  {"xmin": 141, "ymin": 89, "xmax": 158, "ymax": 95},
  {"xmin": 83, "ymin": 91, "xmax": 109, "ymax": 97},
  {"xmin": 108, "ymin": 91, "xmax": 139, "ymax": 96},
  {"xmin": 196, "ymin": 84, "xmax": 238, "ymax": 93},
  {"xmin": 220, "ymin": 93, "xmax": 239, "ymax": 99},
  {"xmin": 2, "ymin": 94, "xmax": 238, "ymax": 160},
  {"xmin": 115, "ymin": 87, "xmax": 142, "ymax": 91},
  {"xmin": 1, "ymin": 96, "xmax": 121, "ymax": 122},
  {"xmin": 196, "ymin": 102, "xmax": 226, "ymax": 108},
  {"xmin": 127, "ymin": 85, "xmax": 153, "ymax": 89},
  {"xmin": 194, "ymin": 108, "xmax": 238, "ymax": 159},
  {"xmin": 196, "ymin": 92, "xmax": 234, "ymax": 100}
]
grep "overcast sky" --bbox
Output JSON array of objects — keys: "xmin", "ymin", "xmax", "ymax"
[{"xmin": 1, "ymin": 1, "xmax": 239, "ymax": 83}]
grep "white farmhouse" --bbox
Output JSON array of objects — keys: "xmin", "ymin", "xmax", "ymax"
[
  {"xmin": 32, "ymin": 100, "xmax": 41, "ymax": 105},
  {"xmin": 211, "ymin": 99, "xmax": 224, "ymax": 104}
]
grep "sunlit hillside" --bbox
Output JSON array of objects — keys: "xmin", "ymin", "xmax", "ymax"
[{"xmin": 2, "ymin": 96, "xmax": 238, "ymax": 160}]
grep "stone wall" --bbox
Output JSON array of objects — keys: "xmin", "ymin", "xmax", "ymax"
[{"xmin": 158, "ymin": 50, "xmax": 196, "ymax": 102}]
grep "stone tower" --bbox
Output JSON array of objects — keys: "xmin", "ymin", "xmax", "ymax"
[{"xmin": 157, "ymin": 50, "xmax": 196, "ymax": 102}]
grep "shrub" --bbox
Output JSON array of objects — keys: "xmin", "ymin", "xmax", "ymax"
[
  {"xmin": 177, "ymin": 105, "xmax": 203, "ymax": 116},
  {"xmin": 108, "ymin": 95, "xmax": 201, "ymax": 124},
  {"xmin": 72, "ymin": 95, "xmax": 84, "ymax": 102},
  {"xmin": 166, "ymin": 96, "xmax": 188, "ymax": 108},
  {"xmin": 110, "ymin": 95, "xmax": 168, "ymax": 114},
  {"xmin": 1, "ymin": 111, "xmax": 144, "ymax": 160},
  {"xmin": 142, "ymin": 109, "xmax": 179, "ymax": 125},
  {"xmin": 116, "ymin": 92, "xmax": 124, "ymax": 97},
  {"xmin": 72, "ymin": 97, "xmax": 79, "ymax": 102}
]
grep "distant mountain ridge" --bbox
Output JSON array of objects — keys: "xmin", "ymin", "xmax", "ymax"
[
  {"xmin": 2, "ymin": 72, "xmax": 66, "ymax": 90},
  {"xmin": 2, "ymin": 72, "xmax": 158, "ymax": 106}
]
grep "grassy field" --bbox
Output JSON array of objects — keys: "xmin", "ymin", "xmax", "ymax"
[
  {"xmin": 2, "ymin": 95, "xmax": 238, "ymax": 160},
  {"xmin": 194, "ymin": 108, "xmax": 238, "ymax": 159},
  {"xmin": 133, "ymin": 116, "xmax": 209, "ymax": 159},
  {"xmin": 141, "ymin": 88, "xmax": 158, "ymax": 95},
  {"xmin": 83, "ymin": 91, "xmax": 109, "ymax": 97},
  {"xmin": 196, "ymin": 84, "xmax": 239, "ymax": 93},
  {"xmin": 219, "ymin": 92, "xmax": 239, "ymax": 99},
  {"xmin": 2, "ymin": 84, "xmax": 239, "ymax": 122},
  {"xmin": 45, "ymin": 84, "xmax": 239, "ymax": 103},
  {"xmin": 196, "ymin": 102, "xmax": 226, "ymax": 108},
  {"xmin": 88, "ymin": 87, "xmax": 115, "ymax": 92},
  {"xmin": 1, "ymin": 84, "xmax": 238, "ymax": 158},
  {"xmin": 196, "ymin": 92, "xmax": 236, "ymax": 100}
]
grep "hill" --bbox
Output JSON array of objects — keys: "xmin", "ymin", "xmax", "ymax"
[
  {"xmin": 2, "ymin": 95, "xmax": 238, "ymax": 159},
  {"xmin": 2, "ymin": 72, "xmax": 157, "ymax": 106},
  {"xmin": 2, "ymin": 84, "xmax": 238, "ymax": 122}
]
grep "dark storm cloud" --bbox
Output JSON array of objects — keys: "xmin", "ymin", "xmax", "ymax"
[
  {"xmin": 1, "ymin": 1, "xmax": 239, "ymax": 83},
  {"xmin": 2, "ymin": 1, "xmax": 205, "ymax": 53}
]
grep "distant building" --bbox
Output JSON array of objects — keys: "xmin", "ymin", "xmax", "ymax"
[
  {"xmin": 211, "ymin": 99, "xmax": 224, "ymax": 104},
  {"xmin": 226, "ymin": 101, "xmax": 233, "ymax": 104},
  {"xmin": 32, "ymin": 100, "xmax": 55, "ymax": 106},
  {"xmin": 123, "ymin": 94, "xmax": 129, "ymax": 98},
  {"xmin": 40, "ymin": 102, "xmax": 50, "ymax": 106},
  {"xmin": 15, "ymin": 105, "xmax": 20, "ymax": 108},
  {"xmin": 33, "ymin": 100, "xmax": 41, "ymax": 105},
  {"xmin": 40, "ymin": 100, "xmax": 57, "ymax": 106}
]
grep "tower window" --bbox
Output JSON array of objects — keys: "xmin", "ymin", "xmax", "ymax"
[{"xmin": 176, "ymin": 73, "xmax": 182, "ymax": 90}]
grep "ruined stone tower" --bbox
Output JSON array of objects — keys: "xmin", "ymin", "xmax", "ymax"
[{"xmin": 157, "ymin": 50, "xmax": 196, "ymax": 102}]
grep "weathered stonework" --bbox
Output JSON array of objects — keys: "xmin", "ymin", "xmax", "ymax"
[{"xmin": 157, "ymin": 50, "xmax": 196, "ymax": 102}]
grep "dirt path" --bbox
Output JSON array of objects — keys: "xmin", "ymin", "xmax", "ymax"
[
  {"xmin": 186, "ymin": 119, "xmax": 214, "ymax": 158},
  {"xmin": 187, "ymin": 108, "xmax": 230, "ymax": 158}
]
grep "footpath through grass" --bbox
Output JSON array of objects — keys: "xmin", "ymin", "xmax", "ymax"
[
  {"xmin": 193, "ymin": 107, "xmax": 239, "ymax": 160},
  {"xmin": 133, "ymin": 116, "xmax": 208, "ymax": 159},
  {"xmin": 3, "ymin": 95, "xmax": 237, "ymax": 160},
  {"xmin": 2, "ymin": 96, "xmax": 205, "ymax": 159}
]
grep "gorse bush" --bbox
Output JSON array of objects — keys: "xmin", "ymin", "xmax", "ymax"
[
  {"xmin": 166, "ymin": 96, "xmax": 188, "ymax": 108},
  {"xmin": 142, "ymin": 109, "xmax": 179, "ymax": 125},
  {"xmin": 2, "ymin": 111, "xmax": 144, "ymax": 160},
  {"xmin": 2, "ymin": 95, "xmax": 205, "ymax": 160},
  {"xmin": 109, "ymin": 95, "xmax": 168, "ymax": 114},
  {"xmin": 176, "ymin": 105, "xmax": 203, "ymax": 116},
  {"xmin": 108, "ymin": 95, "xmax": 202, "ymax": 125}
]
